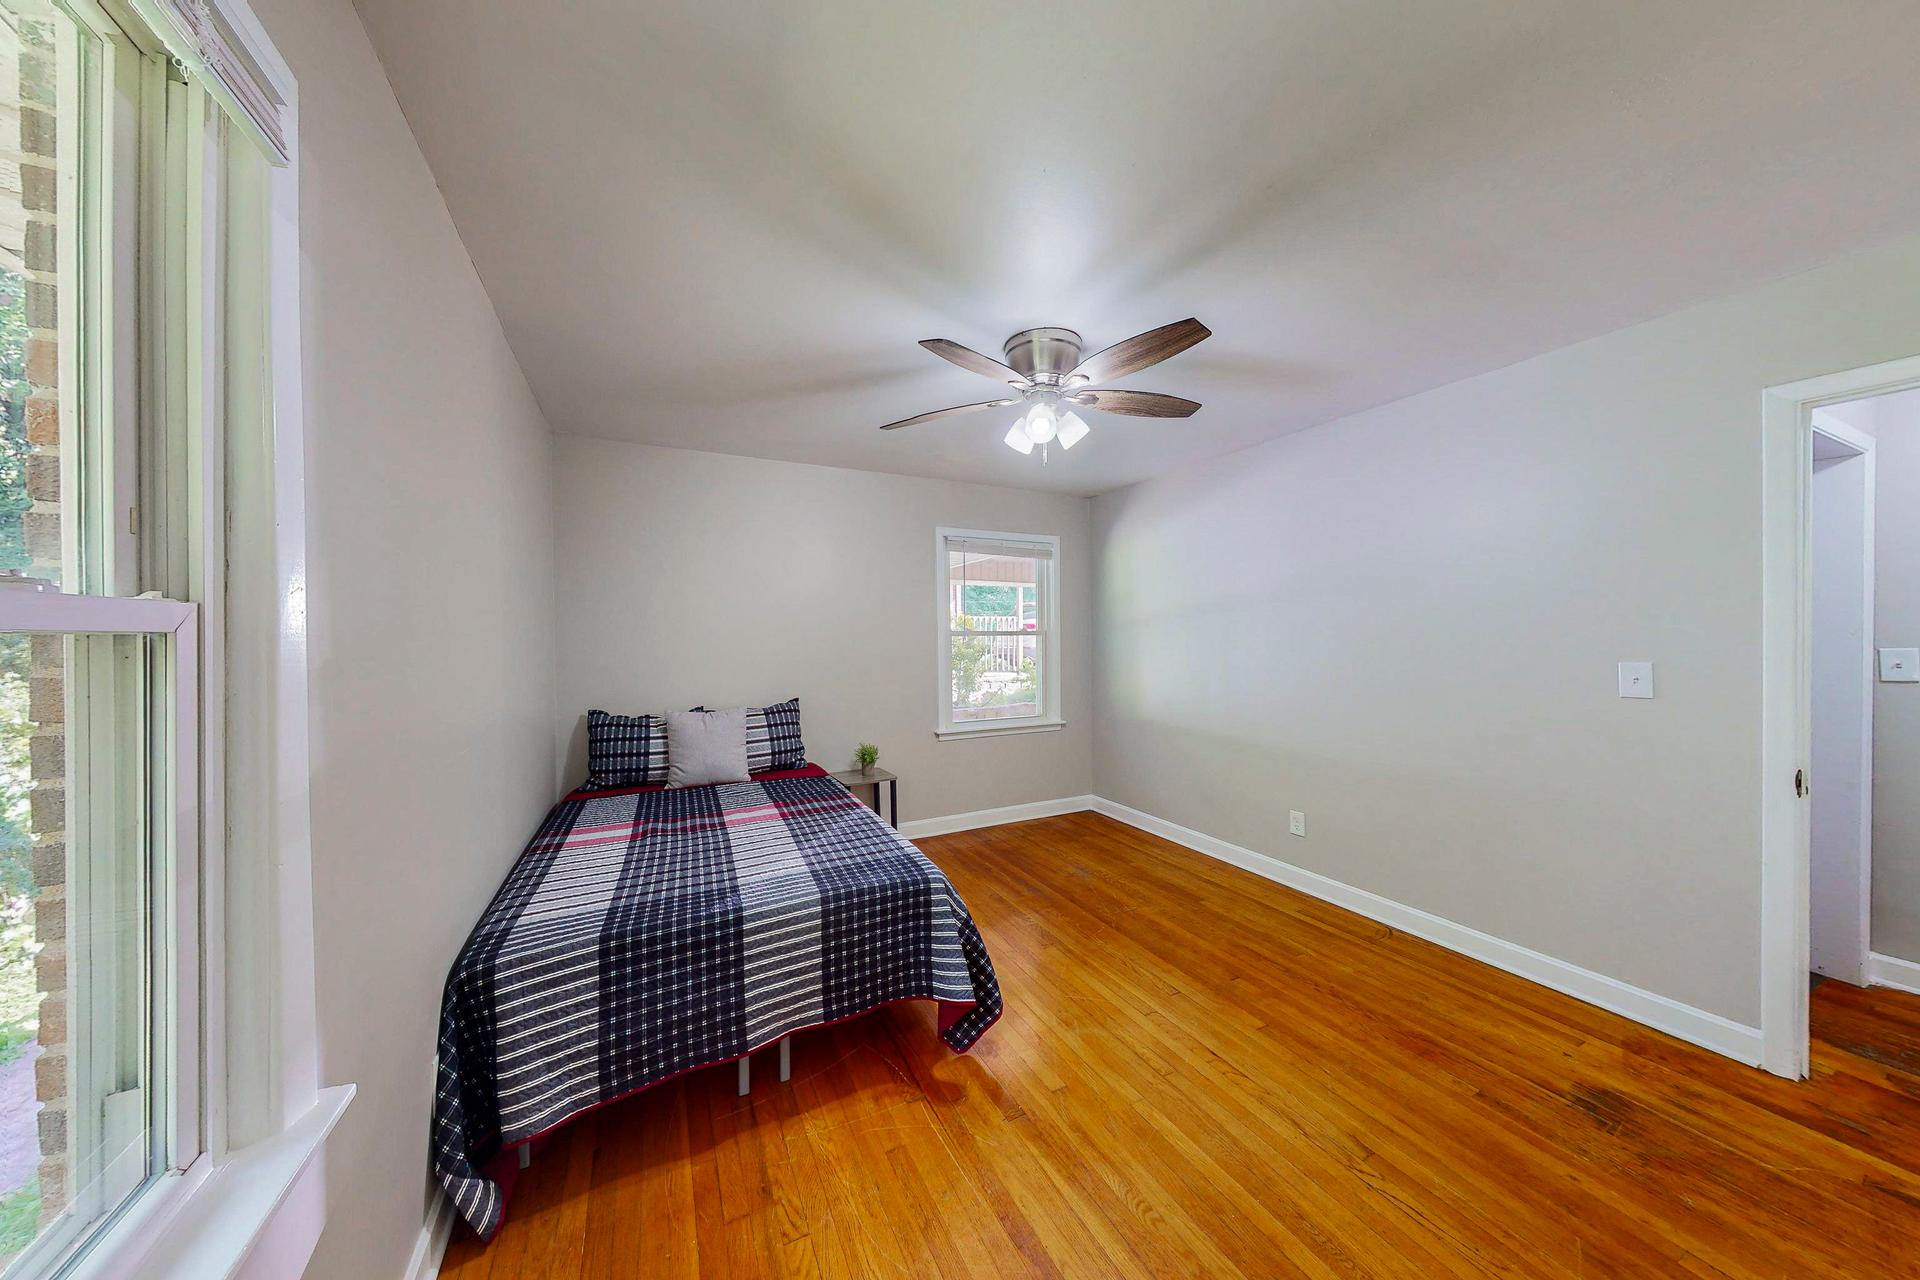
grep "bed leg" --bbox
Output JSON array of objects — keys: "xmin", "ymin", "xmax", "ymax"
[
  {"xmin": 518, "ymin": 1144, "xmax": 530, "ymax": 1170},
  {"xmin": 778, "ymin": 1036, "xmax": 791, "ymax": 1083},
  {"xmin": 738, "ymin": 1055, "xmax": 751, "ymax": 1097}
]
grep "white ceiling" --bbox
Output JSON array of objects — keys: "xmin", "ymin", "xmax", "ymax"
[{"xmin": 352, "ymin": 0, "xmax": 1920, "ymax": 497}]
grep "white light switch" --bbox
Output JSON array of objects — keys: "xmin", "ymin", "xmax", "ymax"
[
  {"xmin": 1880, "ymin": 648, "xmax": 1920, "ymax": 683},
  {"xmin": 1618, "ymin": 661, "xmax": 1654, "ymax": 699}
]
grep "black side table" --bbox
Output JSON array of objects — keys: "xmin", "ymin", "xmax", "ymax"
[{"xmin": 829, "ymin": 767, "xmax": 899, "ymax": 829}]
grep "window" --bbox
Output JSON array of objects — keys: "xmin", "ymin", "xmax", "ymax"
[
  {"xmin": 0, "ymin": 0, "xmax": 309, "ymax": 1273},
  {"xmin": 0, "ymin": 598, "xmax": 197, "ymax": 1277},
  {"xmin": 936, "ymin": 529, "xmax": 1062, "ymax": 737}
]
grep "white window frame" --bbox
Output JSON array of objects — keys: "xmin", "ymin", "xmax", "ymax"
[
  {"xmin": 117, "ymin": 0, "xmax": 346, "ymax": 1272},
  {"xmin": 0, "ymin": 0, "xmax": 339, "ymax": 1275},
  {"xmin": 934, "ymin": 527, "xmax": 1064, "ymax": 739}
]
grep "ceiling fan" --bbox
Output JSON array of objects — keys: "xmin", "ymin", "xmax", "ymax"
[{"xmin": 880, "ymin": 318, "xmax": 1211, "ymax": 455}]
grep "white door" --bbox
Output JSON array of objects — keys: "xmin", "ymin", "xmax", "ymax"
[{"xmin": 1809, "ymin": 426, "xmax": 1873, "ymax": 983}]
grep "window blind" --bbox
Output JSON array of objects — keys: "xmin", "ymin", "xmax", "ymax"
[
  {"xmin": 946, "ymin": 535, "xmax": 1053, "ymax": 562},
  {"xmin": 135, "ymin": 0, "xmax": 289, "ymax": 164}
]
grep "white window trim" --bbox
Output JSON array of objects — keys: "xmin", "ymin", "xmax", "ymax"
[
  {"xmin": 140, "ymin": 0, "xmax": 338, "ymax": 1272},
  {"xmin": 198, "ymin": 0, "xmax": 323, "ymax": 1145},
  {"xmin": 934, "ymin": 527, "xmax": 1065, "ymax": 740}
]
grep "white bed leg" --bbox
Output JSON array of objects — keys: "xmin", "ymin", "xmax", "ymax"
[
  {"xmin": 778, "ymin": 1036, "xmax": 791, "ymax": 1083},
  {"xmin": 738, "ymin": 1055, "xmax": 751, "ymax": 1096},
  {"xmin": 518, "ymin": 1144, "xmax": 530, "ymax": 1170}
]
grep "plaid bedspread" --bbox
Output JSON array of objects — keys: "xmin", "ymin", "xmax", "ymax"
[{"xmin": 430, "ymin": 768, "xmax": 1002, "ymax": 1240}]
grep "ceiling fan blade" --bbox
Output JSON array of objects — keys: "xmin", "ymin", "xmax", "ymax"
[
  {"xmin": 919, "ymin": 339, "xmax": 1026, "ymax": 385},
  {"xmin": 1068, "ymin": 318, "xmax": 1211, "ymax": 385},
  {"xmin": 879, "ymin": 398, "xmax": 1019, "ymax": 431},
  {"xmin": 1073, "ymin": 389, "xmax": 1201, "ymax": 418}
]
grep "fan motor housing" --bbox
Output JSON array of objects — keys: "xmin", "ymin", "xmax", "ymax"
[{"xmin": 1003, "ymin": 328, "xmax": 1083, "ymax": 385}]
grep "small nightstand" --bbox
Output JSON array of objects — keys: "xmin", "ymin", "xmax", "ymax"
[{"xmin": 829, "ymin": 767, "xmax": 899, "ymax": 829}]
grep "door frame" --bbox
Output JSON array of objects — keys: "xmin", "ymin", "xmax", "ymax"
[
  {"xmin": 1806, "ymin": 414, "xmax": 1874, "ymax": 986},
  {"xmin": 1761, "ymin": 354, "xmax": 1920, "ymax": 1077}
]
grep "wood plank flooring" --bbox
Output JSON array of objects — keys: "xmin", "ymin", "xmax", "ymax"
[{"xmin": 438, "ymin": 811, "xmax": 1920, "ymax": 1278}]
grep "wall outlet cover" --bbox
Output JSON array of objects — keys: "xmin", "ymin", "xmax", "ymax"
[
  {"xmin": 1288, "ymin": 810, "xmax": 1306, "ymax": 837},
  {"xmin": 1880, "ymin": 648, "xmax": 1920, "ymax": 683}
]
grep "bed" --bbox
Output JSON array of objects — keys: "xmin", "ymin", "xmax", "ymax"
[{"xmin": 428, "ymin": 764, "xmax": 1003, "ymax": 1241}]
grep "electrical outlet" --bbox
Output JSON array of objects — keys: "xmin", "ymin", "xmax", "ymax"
[{"xmin": 1288, "ymin": 810, "xmax": 1306, "ymax": 837}]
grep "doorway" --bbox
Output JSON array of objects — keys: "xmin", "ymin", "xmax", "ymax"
[{"xmin": 1762, "ymin": 359, "xmax": 1920, "ymax": 1078}]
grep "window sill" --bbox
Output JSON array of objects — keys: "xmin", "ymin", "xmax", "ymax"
[
  {"xmin": 935, "ymin": 719, "xmax": 1066, "ymax": 741},
  {"xmin": 75, "ymin": 1083, "xmax": 355, "ymax": 1280}
]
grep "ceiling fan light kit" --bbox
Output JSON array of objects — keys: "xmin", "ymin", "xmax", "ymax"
[{"xmin": 880, "ymin": 318, "xmax": 1211, "ymax": 457}]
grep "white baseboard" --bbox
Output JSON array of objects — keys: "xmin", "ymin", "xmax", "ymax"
[
  {"xmin": 900, "ymin": 795, "xmax": 1095, "ymax": 840},
  {"xmin": 403, "ymin": 1193, "xmax": 454, "ymax": 1280},
  {"xmin": 1868, "ymin": 951, "xmax": 1920, "ymax": 996},
  {"xmin": 1087, "ymin": 798, "xmax": 1765, "ymax": 1067}
]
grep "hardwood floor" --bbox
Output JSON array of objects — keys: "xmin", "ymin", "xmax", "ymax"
[{"xmin": 437, "ymin": 811, "xmax": 1920, "ymax": 1278}]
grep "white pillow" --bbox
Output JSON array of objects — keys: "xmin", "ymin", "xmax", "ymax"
[{"xmin": 666, "ymin": 708, "xmax": 751, "ymax": 788}]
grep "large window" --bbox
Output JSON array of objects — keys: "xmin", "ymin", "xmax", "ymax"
[
  {"xmin": 937, "ymin": 529, "xmax": 1062, "ymax": 737},
  {"xmin": 0, "ymin": 0, "xmax": 293, "ymax": 1272}
]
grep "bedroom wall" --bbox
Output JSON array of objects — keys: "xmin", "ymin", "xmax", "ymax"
[
  {"xmin": 552, "ymin": 438, "xmax": 1093, "ymax": 823},
  {"xmin": 1092, "ymin": 232, "xmax": 1920, "ymax": 1030},
  {"xmin": 249, "ymin": 2, "xmax": 558, "ymax": 1279},
  {"xmin": 1869, "ymin": 392, "xmax": 1920, "ymax": 965}
]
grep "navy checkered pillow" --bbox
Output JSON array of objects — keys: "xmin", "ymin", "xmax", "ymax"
[
  {"xmin": 756, "ymin": 697, "xmax": 806, "ymax": 770},
  {"xmin": 585, "ymin": 710, "xmax": 667, "ymax": 788},
  {"xmin": 690, "ymin": 698, "xmax": 806, "ymax": 772}
]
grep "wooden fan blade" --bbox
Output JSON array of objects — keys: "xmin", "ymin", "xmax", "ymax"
[
  {"xmin": 1073, "ymin": 389, "xmax": 1201, "ymax": 418},
  {"xmin": 1068, "ymin": 318, "xmax": 1211, "ymax": 385},
  {"xmin": 919, "ymin": 339, "xmax": 1026, "ymax": 385},
  {"xmin": 879, "ymin": 398, "xmax": 1019, "ymax": 431}
]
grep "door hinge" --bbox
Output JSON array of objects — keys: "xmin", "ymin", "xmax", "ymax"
[{"xmin": 1795, "ymin": 768, "xmax": 1808, "ymax": 799}]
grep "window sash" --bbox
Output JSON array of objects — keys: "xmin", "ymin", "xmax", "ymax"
[{"xmin": 0, "ymin": 587, "xmax": 199, "ymax": 1279}]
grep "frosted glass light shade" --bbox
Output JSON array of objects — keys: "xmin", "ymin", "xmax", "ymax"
[{"xmin": 1056, "ymin": 411, "xmax": 1089, "ymax": 449}]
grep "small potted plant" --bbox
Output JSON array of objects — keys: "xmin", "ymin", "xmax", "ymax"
[{"xmin": 855, "ymin": 743, "xmax": 880, "ymax": 776}]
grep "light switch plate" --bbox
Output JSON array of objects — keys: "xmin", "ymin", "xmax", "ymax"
[
  {"xmin": 1618, "ymin": 661, "xmax": 1654, "ymax": 699},
  {"xmin": 1880, "ymin": 648, "xmax": 1920, "ymax": 683},
  {"xmin": 1288, "ymin": 810, "xmax": 1306, "ymax": 837}
]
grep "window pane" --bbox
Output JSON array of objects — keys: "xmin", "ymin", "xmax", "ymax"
[
  {"xmin": 947, "ymin": 548, "xmax": 1042, "ymax": 633},
  {"xmin": 0, "ymin": 0, "xmax": 74, "ymax": 593},
  {"xmin": 950, "ymin": 631, "xmax": 1040, "ymax": 723},
  {"xmin": 0, "ymin": 627, "xmax": 159, "ymax": 1272}
]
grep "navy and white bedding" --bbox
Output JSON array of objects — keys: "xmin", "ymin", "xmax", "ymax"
[{"xmin": 429, "ymin": 766, "xmax": 1003, "ymax": 1240}]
